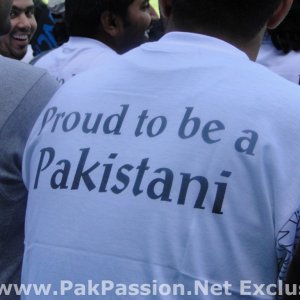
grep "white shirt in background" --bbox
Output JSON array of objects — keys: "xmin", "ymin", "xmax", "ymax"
[
  {"xmin": 21, "ymin": 45, "xmax": 34, "ymax": 63},
  {"xmin": 257, "ymin": 33, "xmax": 300, "ymax": 85},
  {"xmin": 33, "ymin": 36, "xmax": 116, "ymax": 84}
]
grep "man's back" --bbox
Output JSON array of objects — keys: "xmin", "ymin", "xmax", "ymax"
[
  {"xmin": 0, "ymin": 57, "xmax": 58, "ymax": 297},
  {"xmin": 22, "ymin": 32, "xmax": 300, "ymax": 299}
]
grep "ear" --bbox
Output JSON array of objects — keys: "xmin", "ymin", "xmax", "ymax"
[
  {"xmin": 267, "ymin": 0, "xmax": 294, "ymax": 29},
  {"xmin": 159, "ymin": 0, "xmax": 173, "ymax": 19},
  {"xmin": 101, "ymin": 10, "xmax": 123, "ymax": 37}
]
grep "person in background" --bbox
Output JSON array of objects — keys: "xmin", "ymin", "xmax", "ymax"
[
  {"xmin": 257, "ymin": 0, "xmax": 300, "ymax": 84},
  {"xmin": 31, "ymin": 0, "xmax": 152, "ymax": 84},
  {"xmin": 0, "ymin": 0, "xmax": 37, "ymax": 60},
  {"xmin": 47, "ymin": 0, "xmax": 68, "ymax": 46},
  {"xmin": 30, "ymin": 0, "xmax": 68, "ymax": 57},
  {"xmin": 22, "ymin": 0, "xmax": 300, "ymax": 299}
]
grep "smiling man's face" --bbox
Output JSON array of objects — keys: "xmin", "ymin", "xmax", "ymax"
[
  {"xmin": 116, "ymin": 0, "xmax": 152, "ymax": 53},
  {"xmin": 0, "ymin": 0, "xmax": 37, "ymax": 60}
]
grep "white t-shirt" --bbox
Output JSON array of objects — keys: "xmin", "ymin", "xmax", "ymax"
[
  {"xmin": 22, "ymin": 32, "xmax": 300, "ymax": 299},
  {"xmin": 257, "ymin": 33, "xmax": 300, "ymax": 85},
  {"xmin": 33, "ymin": 36, "xmax": 116, "ymax": 84}
]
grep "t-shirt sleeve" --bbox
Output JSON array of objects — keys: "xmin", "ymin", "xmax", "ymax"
[{"xmin": 277, "ymin": 208, "xmax": 300, "ymax": 281}]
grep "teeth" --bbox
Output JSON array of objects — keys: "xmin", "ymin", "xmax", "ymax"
[{"xmin": 13, "ymin": 34, "xmax": 28, "ymax": 41}]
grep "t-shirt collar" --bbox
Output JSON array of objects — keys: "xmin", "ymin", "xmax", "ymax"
[{"xmin": 158, "ymin": 31, "xmax": 249, "ymax": 60}]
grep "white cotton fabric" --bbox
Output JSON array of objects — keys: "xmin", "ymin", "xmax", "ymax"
[
  {"xmin": 33, "ymin": 36, "xmax": 116, "ymax": 84},
  {"xmin": 22, "ymin": 32, "xmax": 300, "ymax": 299},
  {"xmin": 257, "ymin": 33, "xmax": 300, "ymax": 85}
]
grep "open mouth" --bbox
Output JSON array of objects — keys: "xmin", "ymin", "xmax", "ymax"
[
  {"xmin": 12, "ymin": 33, "xmax": 30, "ymax": 43},
  {"xmin": 13, "ymin": 34, "xmax": 29, "ymax": 42}
]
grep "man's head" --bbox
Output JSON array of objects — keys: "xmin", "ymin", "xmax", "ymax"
[
  {"xmin": 0, "ymin": 0, "xmax": 13, "ymax": 35},
  {"xmin": 0, "ymin": 0, "xmax": 37, "ymax": 59},
  {"xmin": 65, "ymin": 0, "xmax": 152, "ymax": 54},
  {"xmin": 160, "ymin": 0, "xmax": 293, "ymax": 42}
]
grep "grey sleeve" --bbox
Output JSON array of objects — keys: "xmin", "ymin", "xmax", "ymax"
[
  {"xmin": 0, "ymin": 71, "xmax": 58, "ymax": 290},
  {"xmin": 0, "ymin": 72, "xmax": 58, "ymax": 203}
]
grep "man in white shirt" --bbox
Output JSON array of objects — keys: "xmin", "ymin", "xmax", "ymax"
[
  {"xmin": 33, "ymin": 0, "xmax": 152, "ymax": 84},
  {"xmin": 23, "ymin": 0, "xmax": 300, "ymax": 299}
]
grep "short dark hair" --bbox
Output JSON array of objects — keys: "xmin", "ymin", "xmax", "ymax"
[
  {"xmin": 171, "ymin": 0, "xmax": 282, "ymax": 40},
  {"xmin": 65, "ymin": 0, "xmax": 134, "ymax": 37}
]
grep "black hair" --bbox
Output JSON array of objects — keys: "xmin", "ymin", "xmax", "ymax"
[
  {"xmin": 33, "ymin": 0, "xmax": 47, "ymax": 23},
  {"xmin": 148, "ymin": 19, "xmax": 165, "ymax": 41},
  {"xmin": 171, "ymin": 0, "xmax": 282, "ymax": 40},
  {"xmin": 65, "ymin": 0, "xmax": 134, "ymax": 38},
  {"xmin": 269, "ymin": 0, "xmax": 300, "ymax": 53}
]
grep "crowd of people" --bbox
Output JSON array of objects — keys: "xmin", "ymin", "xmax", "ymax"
[{"xmin": 1, "ymin": 0, "xmax": 300, "ymax": 299}]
